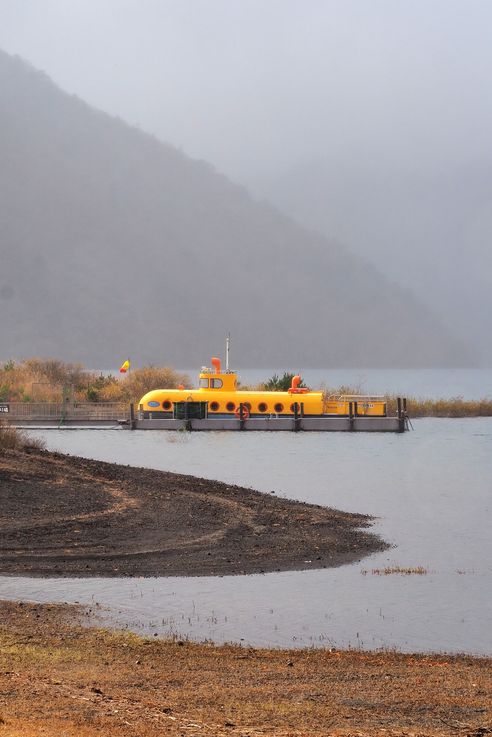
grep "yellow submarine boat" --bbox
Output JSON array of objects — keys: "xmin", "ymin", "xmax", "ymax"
[{"xmin": 139, "ymin": 356, "xmax": 387, "ymax": 419}]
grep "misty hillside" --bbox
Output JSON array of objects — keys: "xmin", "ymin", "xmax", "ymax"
[
  {"xmin": 0, "ymin": 50, "xmax": 471, "ymax": 368},
  {"xmin": 255, "ymin": 157, "xmax": 491, "ymax": 364}
]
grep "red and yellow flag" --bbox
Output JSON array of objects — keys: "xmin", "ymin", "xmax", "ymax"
[{"xmin": 119, "ymin": 359, "xmax": 130, "ymax": 374}]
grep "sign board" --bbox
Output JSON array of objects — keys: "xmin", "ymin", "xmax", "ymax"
[{"xmin": 0, "ymin": 403, "xmax": 9, "ymax": 413}]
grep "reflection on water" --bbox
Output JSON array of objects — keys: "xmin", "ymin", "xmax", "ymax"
[{"xmin": 1, "ymin": 418, "xmax": 491, "ymax": 654}]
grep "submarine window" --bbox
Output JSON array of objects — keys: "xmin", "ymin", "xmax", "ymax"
[
  {"xmin": 290, "ymin": 403, "xmax": 300, "ymax": 413},
  {"xmin": 210, "ymin": 378, "xmax": 223, "ymax": 388},
  {"xmin": 244, "ymin": 402, "xmax": 252, "ymax": 411},
  {"xmin": 226, "ymin": 401, "xmax": 235, "ymax": 412},
  {"xmin": 162, "ymin": 400, "xmax": 172, "ymax": 410},
  {"xmin": 274, "ymin": 403, "xmax": 284, "ymax": 413},
  {"xmin": 199, "ymin": 378, "xmax": 209, "ymax": 388},
  {"xmin": 258, "ymin": 402, "xmax": 268, "ymax": 413},
  {"xmin": 210, "ymin": 401, "xmax": 220, "ymax": 411}
]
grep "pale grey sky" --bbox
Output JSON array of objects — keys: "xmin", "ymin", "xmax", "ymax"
[
  {"xmin": 1, "ymin": 0, "xmax": 491, "ymax": 184},
  {"xmin": 2, "ymin": 0, "xmax": 492, "ymax": 362}
]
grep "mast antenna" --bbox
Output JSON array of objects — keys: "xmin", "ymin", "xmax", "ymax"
[{"xmin": 226, "ymin": 333, "xmax": 231, "ymax": 372}]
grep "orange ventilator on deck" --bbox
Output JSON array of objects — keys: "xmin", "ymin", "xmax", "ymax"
[{"xmin": 288, "ymin": 375, "xmax": 309, "ymax": 394}]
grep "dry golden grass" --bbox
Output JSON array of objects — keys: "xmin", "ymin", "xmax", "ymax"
[
  {"xmin": 0, "ymin": 601, "xmax": 491, "ymax": 737},
  {"xmin": 0, "ymin": 422, "xmax": 45, "ymax": 451},
  {"xmin": 0, "ymin": 359, "xmax": 190, "ymax": 404},
  {"xmin": 387, "ymin": 395, "xmax": 492, "ymax": 418}
]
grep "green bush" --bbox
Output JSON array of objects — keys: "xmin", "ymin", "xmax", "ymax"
[{"xmin": 262, "ymin": 372, "xmax": 307, "ymax": 391}]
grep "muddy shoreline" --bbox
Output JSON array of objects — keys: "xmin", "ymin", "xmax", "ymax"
[
  {"xmin": 0, "ymin": 448, "xmax": 387, "ymax": 577},
  {"xmin": 1, "ymin": 600, "xmax": 491, "ymax": 737}
]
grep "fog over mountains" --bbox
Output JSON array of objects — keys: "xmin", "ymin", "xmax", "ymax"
[
  {"xmin": 255, "ymin": 156, "xmax": 492, "ymax": 365},
  {"xmin": 0, "ymin": 50, "xmax": 470, "ymax": 368}
]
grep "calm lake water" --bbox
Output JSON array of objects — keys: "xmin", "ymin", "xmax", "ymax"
[{"xmin": 1, "ymin": 417, "xmax": 491, "ymax": 655}]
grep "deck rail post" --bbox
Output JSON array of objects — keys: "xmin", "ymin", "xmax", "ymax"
[
  {"xmin": 184, "ymin": 402, "xmax": 192, "ymax": 432},
  {"xmin": 293, "ymin": 401, "xmax": 302, "ymax": 431},
  {"xmin": 402, "ymin": 397, "xmax": 410, "ymax": 431},
  {"xmin": 349, "ymin": 401, "xmax": 355, "ymax": 431},
  {"xmin": 397, "ymin": 397, "xmax": 405, "ymax": 432}
]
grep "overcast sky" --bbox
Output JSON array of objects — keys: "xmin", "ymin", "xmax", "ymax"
[{"xmin": 1, "ymin": 0, "xmax": 492, "ymax": 185}]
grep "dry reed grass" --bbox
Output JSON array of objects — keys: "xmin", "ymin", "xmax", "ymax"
[
  {"xmin": 0, "ymin": 422, "xmax": 45, "ymax": 451},
  {"xmin": 361, "ymin": 566, "xmax": 428, "ymax": 576},
  {"xmin": 389, "ymin": 395, "xmax": 492, "ymax": 417}
]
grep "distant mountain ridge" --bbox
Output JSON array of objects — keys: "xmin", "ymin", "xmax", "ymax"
[{"xmin": 0, "ymin": 50, "xmax": 471, "ymax": 367}]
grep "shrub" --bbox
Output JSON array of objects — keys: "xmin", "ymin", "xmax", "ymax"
[
  {"xmin": 23, "ymin": 358, "xmax": 87, "ymax": 388},
  {"xmin": 123, "ymin": 366, "xmax": 191, "ymax": 403},
  {"xmin": 85, "ymin": 374, "xmax": 119, "ymax": 402},
  {"xmin": 0, "ymin": 357, "xmax": 94, "ymax": 402},
  {"xmin": 0, "ymin": 422, "xmax": 45, "ymax": 451}
]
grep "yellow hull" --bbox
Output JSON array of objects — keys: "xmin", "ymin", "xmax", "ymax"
[{"xmin": 139, "ymin": 360, "xmax": 387, "ymax": 418}]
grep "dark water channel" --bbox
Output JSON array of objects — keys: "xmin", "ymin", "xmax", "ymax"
[{"xmin": 1, "ymin": 418, "xmax": 491, "ymax": 654}]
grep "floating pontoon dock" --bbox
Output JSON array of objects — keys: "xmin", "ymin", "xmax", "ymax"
[
  {"xmin": 131, "ymin": 415, "xmax": 407, "ymax": 432},
  {"xmin": 2, "ymin": 399, "xmax": 409, "ymax": 432}
]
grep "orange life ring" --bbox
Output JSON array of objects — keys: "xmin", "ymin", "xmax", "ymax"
[{"xmin": 234, "ymin": 404, "xmax": 250, "ymax": 419}]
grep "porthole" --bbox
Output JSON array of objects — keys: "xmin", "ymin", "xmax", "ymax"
[
  {"xmin": 274, "ymin": 403, "xmax": 284, "ymax": 413},
  {"xmin": 290, "ymin": 402, "xmax": 300, "ymax": 413},
  {"xmin": 258, "ymin": 402, "xmax": 268, "ymax": 413},
  {"xmin": 244, "ymin": 402, "xmax": 252, "ymax": 411},
  {"xmin": 226, "ymin": 401, "xmax": 235, "ymax": 412},
  {"xmin": 162, "ymin": 400, "xmax": 172, "ymax": 410},
  {"xmin": 210, "ymin": 401, "xmax": 220, "ymax": 411}
]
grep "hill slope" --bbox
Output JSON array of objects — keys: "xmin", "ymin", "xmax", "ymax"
[
  {"xmin": 0, "ymin": 50, "xmax": 470, "ymax": 367},
  {"xmin": 255, "ymin": 157, "xmax": 491, "ymax": 364}
]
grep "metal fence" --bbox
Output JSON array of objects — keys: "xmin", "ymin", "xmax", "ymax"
[{"xmin": 4, "ymin": 402, "xmax": 129, "ymax": 422}]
